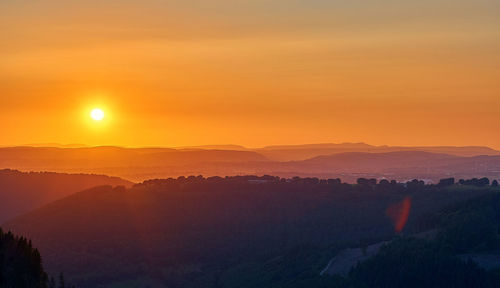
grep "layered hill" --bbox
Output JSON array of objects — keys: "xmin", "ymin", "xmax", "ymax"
[
  {"xmin": 255, "ymin": 143, "xmax": 500, "ymax": 161},
  {"xmin": 0, "ymin": 146, "xmax": 270, "ymax": 181},
  {"xmin": 4, "ymin": 177, "xmax": 498, "ymax": 287},
  {"xmin": 1, "ymin": 145, "xmax": 500, "ymax": 182},
  {"xmin": 279, "ymin": 151, "xmax": 500, "ymax": 181},
  {"xmin": 0, "ymin": 169, "xmax": 132, "ymax": 223}
]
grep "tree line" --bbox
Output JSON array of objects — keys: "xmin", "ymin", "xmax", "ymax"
[{"xmin": 0, "ymin": 228, "xmax": 75, "ymax": 288}]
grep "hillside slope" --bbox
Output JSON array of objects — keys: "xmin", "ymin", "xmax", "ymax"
[
  {"xmin": 0, "ymin": 169, "xmax": 132, "ymax": 223},
  {"xmin": 4, "ymin": 177, "xmax": 498, "ymax": 287}
]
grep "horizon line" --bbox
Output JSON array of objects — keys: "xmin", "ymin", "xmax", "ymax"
[{"xmin": 1, "ymin": 142, "xmax": 499, "ymax": 151}]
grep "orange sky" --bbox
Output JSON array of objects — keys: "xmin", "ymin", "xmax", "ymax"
[{"xmin": 1, "ymin": 0, "xmax": 499, "ymax": 148}]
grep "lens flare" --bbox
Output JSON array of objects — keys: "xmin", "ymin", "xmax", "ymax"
[{"xmin": 386, "ymin": 197, "xmax": 412, "ymax": 233}]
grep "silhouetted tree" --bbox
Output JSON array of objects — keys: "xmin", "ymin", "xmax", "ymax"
[
  {"xmin": 0, "ymin": 228, "xmax": 48, "ymax": 288},
  {"xmin": 327, "ymin": 178, "xmax": 341, "ymax": 185},
  {"xmin": 478, "ymin": 177, "xmax": 490, "ymax": 187},
  {"xmin": 438, "ymin": 178, "xmax": 455, "ymax": 187},
  {"xmin": 357, "ymin": 178, "xmax": 377, "ymax": 186},
  {"xmin": 459, "ymin": 178, "xmax": 491, "ymax": 187},
  {"xmin": 59, "ymin": 273, "xmax": 65, "ymax": 288},
  {"xmin": 379, "ymin": 179, "xmax": 390, "ymax": 185},
  {"xmin": 49, "ymin": 277, "xmax": 56, "ymax": 288},
  {"xmin": 0, "ymin": 228, "xmax": 76, "ymax": 288},
  {"xmin": 349, "ymin": 238, "xmax": 494, "ymax": 288}
]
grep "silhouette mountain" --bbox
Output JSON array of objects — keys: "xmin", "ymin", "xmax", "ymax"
[
  {"xmin": 175, "ymin": 144, "xmax": 249, "ymax": 151},
  {"xmin": 256, "ymin": 143, "xmax": 500, "ymax": 161},
  {"xmin": 0, "ymin": 169, "xmax": 132, "ymax": 223},
  {"xmin": 0, "ymin": 146, "xmax": 269, "ymax": 181},
  {"xmin": 2, "ymin": 145, "xmax": 500, "ymax": 182},
  {"xmin": 4, "ymin": 176, "xmax": 498, "ymax": 287}
]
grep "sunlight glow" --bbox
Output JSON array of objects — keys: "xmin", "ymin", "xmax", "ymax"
[{"xmin": 90, "ymin": 108, "xmax": 105, "ymax": 121}]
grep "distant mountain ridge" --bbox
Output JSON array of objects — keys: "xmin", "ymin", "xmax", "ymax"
[
  {"xmin": 1, "ymin": 144, "xmax": 500, "ymax": 182},
  {"xmin": 279, "ymin": 151, "xmax": 500, "ymax": 182},
  {"xmin": 255, "ymin": 143, "xmax": 500, "ymax": 161},
  {"xmin": 174, "ymin": 142, "xmax": 500, "ymax": 161}
]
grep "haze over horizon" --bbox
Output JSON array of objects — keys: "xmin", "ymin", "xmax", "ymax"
[
  {"xmin": 2, "ymin": 0, "xmax": 500, "ymax": 148},
  {"xmin": 3, "ymin": 141, "xmax": 500, "ymax": 151}
]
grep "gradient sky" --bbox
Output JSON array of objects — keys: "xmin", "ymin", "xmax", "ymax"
[{"xmin": 1, "ymin": 0, "xmax": 499, "ymax": 148}]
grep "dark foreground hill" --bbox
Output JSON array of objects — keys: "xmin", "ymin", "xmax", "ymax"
[
  {"xmin": 339, "ymin": 191, "xmax": 500, "ymax": 288},
  {"xmin": 0, "ymin": 169, "xmax": 132, "ymax": 223},
  {"xmin": 4, "ymin": 176, "xmax": 500, "ymax": 287}
]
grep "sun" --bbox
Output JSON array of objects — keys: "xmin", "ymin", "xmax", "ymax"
[{"xmin": 90, "ymin": 108, "xmax": 105, "ymax": 121}]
